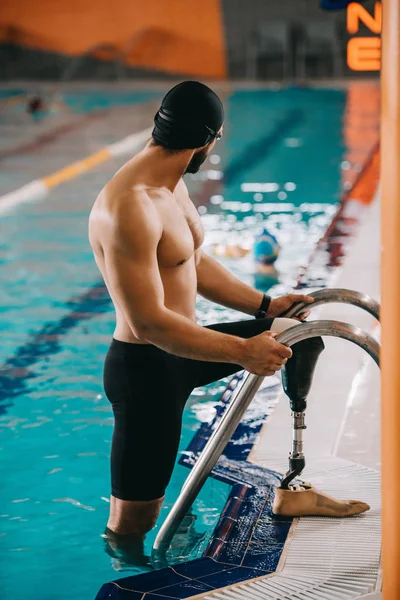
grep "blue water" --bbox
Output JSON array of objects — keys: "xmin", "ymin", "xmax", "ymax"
[
  {"xmin": 0, "ymin": 86, "xmax": 374, "ymax": 600},
  {"xmin": 1, "ymin": 89, "xmax": 161, "ymax": 122},
  {"xmin": 60, "ymin": 90, "xmax": 161, "ymax": 114},
  {"xmin": 0, "ymin": 90, "xmax": 25, "ymax": 101}
]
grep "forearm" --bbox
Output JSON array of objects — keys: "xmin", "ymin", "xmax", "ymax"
[
  {"xmin": 196, "ymin": 251, "xmax": 264, "ymax": 316},
  {"xmin": 136, "ymin": 307, "xmax": 247, "ymax": 363}
]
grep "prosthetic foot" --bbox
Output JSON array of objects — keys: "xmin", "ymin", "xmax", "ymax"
[
  {"xmin": 276, "ymin": 335, "xmax": 369, "ymax": 517},
  {"xmin": 273, "ymin": 483, "xmax": 370, "ymax": 517}
]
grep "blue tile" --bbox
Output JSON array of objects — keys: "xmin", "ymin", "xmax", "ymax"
[
  {"xmin": 148, "ymin": 580, "xmax": 215, "ymax": 598},
  {"xmin": 95, "ymin": 584, "xmax": 144, "ymax": 599},
  {"xmin": 260, "ymin": 486, "xmax": 277, "ymax": 507},
  {"xmin": 260, "ymin": 471, "xmax": 283, "ymax": 488},
  {"xmin": 197, "ymin": 566, "xmax": 245, "ymax": 588},
  {"xmin": 141, "ymin": 596, "xmax": 177, "ymax": 600},
  {"xmin": 171, "ymin": 557, "xmax": 226, "ymax": 579},
  {"xmin": 213, "ymin": 523, "xmax": 286, "ymax": 567},
  {"xmin": 224, "ymin": 418, "xmax": 266, "ymax": 460},
  {"xmin": 110, "ymin": 566, "xmax": 186, "ymax": 593},
  {"xmin": 251, "ymin": 517, "xmax": 293, "ymax": 545},
  {"xmin": 115, "ymin": 591, "xmax": 143, "ymax": 600},
  {"xmin": 198, "ymin": 565, "xmax": 271, "ymax": 589},
  {"xmin": 270, "ymin": 512, "xmax": 294, "ymax": 523},
  {"xmin": 244, "ymin": 541, "xmax": 284, "ymax": 556},
  {"xmin": 94, "ymin": 583, "xmax": 119, "ymax": 600},
  {"xmin": 241, "ymin": 546, "xmax": 283, "ymax": 572},
  {"xmin": 215, "ymin": 541, "xmax": 245, "ymax": 565},
  {"xmin": 226, "ymin": 519, "xmax": 256, "ymax": 547}
]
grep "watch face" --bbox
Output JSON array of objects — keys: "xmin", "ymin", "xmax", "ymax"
[{"xmin": 255, "ymin": 310, "xmax": 266, "ymax": 319}]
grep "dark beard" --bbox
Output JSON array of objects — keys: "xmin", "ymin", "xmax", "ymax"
[{"xmin": 184, "ymin": 147, "xmax": 209, "ymax": 174}]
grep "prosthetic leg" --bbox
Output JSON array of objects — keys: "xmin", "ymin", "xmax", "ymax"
[
  {"xmin": 280, "ymin": 336, "xmax": 324, "ymax": 489},
  {"xmin": 272, "ymin": 334, "xmax": 370, "ymax": 517}
]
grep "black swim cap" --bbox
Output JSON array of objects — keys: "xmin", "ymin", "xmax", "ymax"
[{"xmin": 152, "ymin": 81, "xmax": 224, "ymax": 150}]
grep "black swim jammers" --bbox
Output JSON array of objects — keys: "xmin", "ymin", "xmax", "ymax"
[{"xmin": 103, "ymin": 318, "xmax": 274, "ymax": 501}]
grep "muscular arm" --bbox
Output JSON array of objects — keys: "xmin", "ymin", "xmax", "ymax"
[
  {"xmin": 196, "ymin": 249, "xmax": 264, "ymax": 316},
  {"xmin": 102, "ymin": 192, "xmax": 248, "ymax": 363}
]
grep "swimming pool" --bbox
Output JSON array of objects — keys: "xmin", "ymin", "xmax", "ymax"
[{"xmin": 0, "ymin": 84, "xmax": 379, "ymax": 600}]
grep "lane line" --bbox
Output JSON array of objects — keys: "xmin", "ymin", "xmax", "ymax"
[
  {"xmin": 42, "ymin": 148, "xmax": 112, "ymax": 188},
  {"xmin": 0, "ymin": 127, "xmax": 152, "ymax": 216},
  {"xmin": 0, "ymin": 282, "xmax": 111, "ymax": 412},
  {"xmin": 0, "ymin": 109, "xmax": 111, "ymax": 162},
  {"xmin": 296, "ymin": 144, "xmax": 380, "ymax": 288}
]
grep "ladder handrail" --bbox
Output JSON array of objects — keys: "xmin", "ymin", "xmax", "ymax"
[
  {"xmin": 151, "ymin": 317, "xmax": 380, "ymax": 568},
  {"xmin": 283, "ymin": 288, "xmax": 380, "ymax": 320}
]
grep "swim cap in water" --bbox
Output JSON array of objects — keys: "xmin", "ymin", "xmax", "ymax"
[{"xmin": 152, "ymin": 81, "xmax": 224, "ymax": 150}]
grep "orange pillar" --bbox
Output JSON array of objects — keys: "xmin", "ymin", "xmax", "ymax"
[{"xmin": 381, "ymin": 0, "xmax": 400, "ymax": 597}]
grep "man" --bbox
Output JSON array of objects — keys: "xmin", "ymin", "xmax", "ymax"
[{"xmin": 89, "ymin": 81, "xmax": 369, "ymax": 563}]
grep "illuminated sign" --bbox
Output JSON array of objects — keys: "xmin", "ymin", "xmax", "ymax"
[
  {"xmin": 346, "ymin": 2, "xmax": 382, "ymax": 71},
  {"xmin": 321, "ymin": 0, "xmax": 368, "ymax": 9}
]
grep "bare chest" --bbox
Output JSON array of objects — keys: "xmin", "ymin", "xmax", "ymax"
[{"xmin": 157, "ymin": 196, "xmax": 204, "ymax": 268}]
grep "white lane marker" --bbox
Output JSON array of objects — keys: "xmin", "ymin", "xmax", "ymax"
[{"xmin": 0, "ymin": 127, "xmax": 152, "ymax": 216}]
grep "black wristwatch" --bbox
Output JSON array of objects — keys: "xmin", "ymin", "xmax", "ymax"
[{"xmin": 255, "ymin": 293, "xmax": 272, "ymax": 319}]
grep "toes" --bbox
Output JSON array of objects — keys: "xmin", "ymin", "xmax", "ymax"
[{"xmin": 346, "ymin": 501, "xmax": 370, "ymax": 515}]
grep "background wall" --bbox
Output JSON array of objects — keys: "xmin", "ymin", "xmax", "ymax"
[
  {"xmin": 221, "ymin": 0, "xmax": 378, "ymax": 77},
  {"xmin": 0, "ymin": 0, "xmax": 227, "ymax": 79},
  {"xmin": 0, "ymin": 0, "xmax": 379, "ymax": 80}
]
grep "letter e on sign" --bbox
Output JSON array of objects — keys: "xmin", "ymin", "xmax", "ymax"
[{"xmin": 347, "ymin": 37, "xmax": 381, "ymax": 70}]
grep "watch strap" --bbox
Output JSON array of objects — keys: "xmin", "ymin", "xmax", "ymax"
[{"xmin": 255, "ymin": 294, "xmax": 272, "ymax": 319}]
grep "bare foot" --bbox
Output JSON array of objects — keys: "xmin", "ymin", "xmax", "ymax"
[
  {"xmin": 272, "ymin": 483, "xmax": 370, "ymax": 517},
  {"xmin": 103, "ymin": 527, "xmax": 152, "ymax": 569}
]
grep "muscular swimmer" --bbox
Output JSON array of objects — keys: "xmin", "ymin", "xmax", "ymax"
[{"xmin": 89, "ymin": 81, "xmax": 369, "ymax": 564}]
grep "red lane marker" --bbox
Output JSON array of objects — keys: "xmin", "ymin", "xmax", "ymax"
[
  {"xmin": 0, "ymin": 108, "xmax": 110, "ymax": 162},
  {"xmin": 296, "ymin": 144, "xmax": 380, "ymax": 288}
]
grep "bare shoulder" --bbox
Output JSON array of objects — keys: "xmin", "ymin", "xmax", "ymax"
[
  {"xmin": 89, "ymin": 185, "xmax": 162, "ymax": 255},
  {"xmin": 174, "ymin": 178, "xmax": 197, "ymax": 214},
  {"xmin": 175, "ymin": 178, "xmax": 189, "ymax": 198}
]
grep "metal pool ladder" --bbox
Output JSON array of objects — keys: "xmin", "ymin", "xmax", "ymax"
[{"xmin": 151, "ymin": 288, "xmax": 380, "ymax": 567}]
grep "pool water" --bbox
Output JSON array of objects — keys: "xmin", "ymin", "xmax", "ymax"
[
  {"xmin": 0, "ymin": 88, "xmax": 160, "ymax": 119},
  {"xmin": 0, "ymin": 85, "xmax": 379, "ymax": 600}
]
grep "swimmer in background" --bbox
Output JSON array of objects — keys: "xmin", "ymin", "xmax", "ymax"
[
  {"xmin": 211, "ymin": 227, "xmax": 280, "ymax": 289},
  {"xmin": 89, "ymin": 81, "xmax": 369, "ymax": 566},
  {"xmin": 253, "ymin": 226, "xmax": 281, "ymax": 290},
  {"xmin": 26, "ymin": 90, "xmax": 66, "ymax": 118}
]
